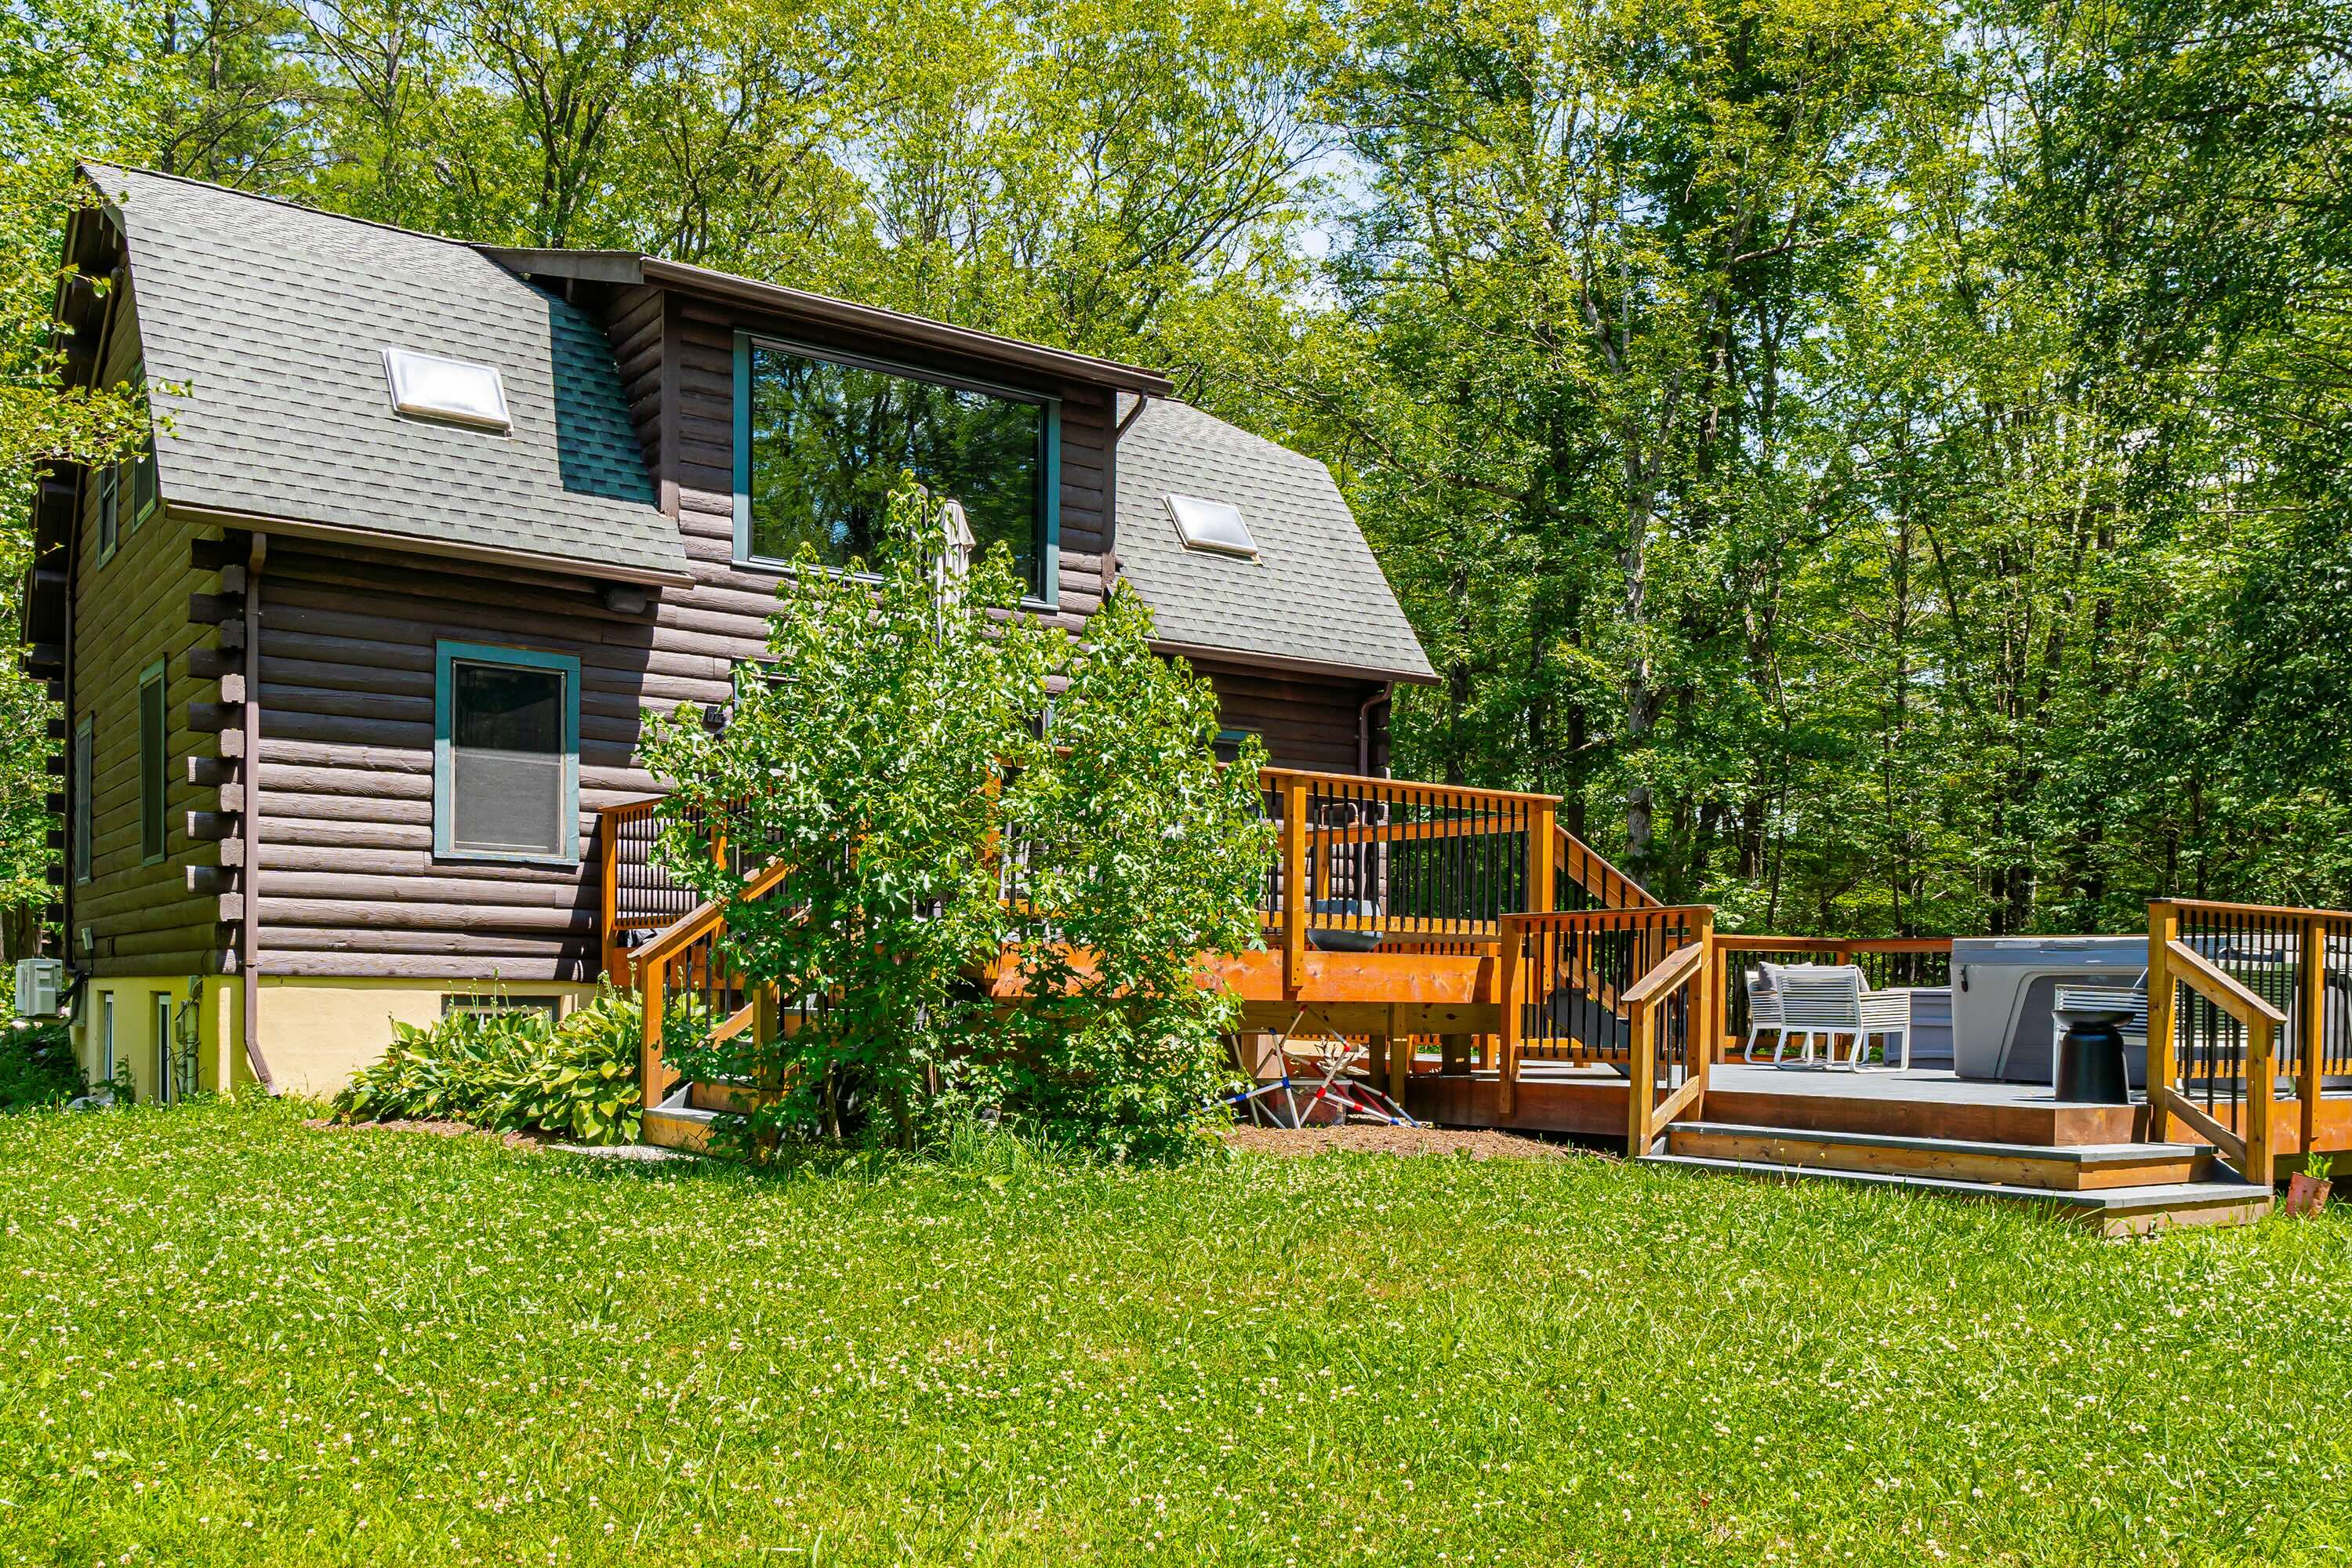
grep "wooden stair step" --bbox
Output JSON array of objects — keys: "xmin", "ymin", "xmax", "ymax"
[
  {"xmin": 1639, "ymin": 1152, "xmax": 2272, "ymax": 1237},
  {"xmin": 642, "ymin": 1104, "xmax": 720, "ymax": 1155},
  {"xmin": 1664, "ymin": 1121, "xmax": 2211, "ymax": 1191}
]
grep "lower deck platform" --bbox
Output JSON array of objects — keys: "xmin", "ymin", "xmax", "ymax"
[{"xmin": 1395, "ymin": 1061, "xmax": 2148, "ymax": 1145}]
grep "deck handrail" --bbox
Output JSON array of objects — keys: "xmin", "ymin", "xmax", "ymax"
[
  {"xmin": 632, "ymin": 858, "xmax": 796, "ymax": 1105},
  {"xmin": 1624, "ymin": 932, "xmax": 1713, "ymax": 1156},
  {"xmin": 1555, "ymin": 825, "xmax": 1660, "ymax": 911},
  {"xmin": 2145, "ymin": 898, "xmax": 2336, "ymax": 1181},
  {"xmin": 1497, "ymin": 906, "xmax": 1713, "ymax": 1128},
  {"xmin": 602, "ymin": 767, "xmax": 1661, "ymax": 1022}
]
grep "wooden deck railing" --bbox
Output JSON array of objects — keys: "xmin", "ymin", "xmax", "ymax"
[
  {"xmin": 2149, "ymin": 898, "xmax": 2349, "ymax": 1178},
  {"xmin": 604, "ymin": 770, "xmax": 1658, "ymax": 993},
  {"xmin": 594, "ymin": 795, "xmax": 740, "ymax": 982},
  {"xmin": 1555, "ymin": 826, "xmax": 1661, "ymax": 913},
  {"xmin": 1497, "ymin": 906, "xmax": 1714, "ymax": 1142},
  {"xmin": 1710, "ymin": 936, "xmax": 1954, "ymax": 1058},
  {"xmin": 1256, "ymin": 768, "xmax": 1661, "ymax": 994},
  {"xmin": 633, "ymin": 858, "xmax": 793, "ymax": 1105}
]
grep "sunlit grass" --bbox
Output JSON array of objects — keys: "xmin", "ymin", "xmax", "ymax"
[{"xmin": 4, "ymin": 1098, "xmax": 2349, "ymax": 1566}]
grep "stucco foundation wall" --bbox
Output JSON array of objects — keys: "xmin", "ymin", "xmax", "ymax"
[
  {"xmin": 256, "ymin": 978, "xmax": 600, "ymax": 1098},
  {"xmin": 73, "ymin": 975, "xmax": 238, "ymax": 1102},
  {"xmin": 69, "ymin": 975, "xmax": 601, "ymax": 1100}
]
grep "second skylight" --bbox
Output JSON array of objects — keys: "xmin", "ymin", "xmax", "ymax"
[{"xmin": 1166, "ymin": 492, "xmax": 1258, "ymax": 558}]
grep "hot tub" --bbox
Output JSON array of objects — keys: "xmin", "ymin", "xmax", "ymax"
[{"xmin": 1951, "ymin": 936, "xmax": 2149, "ymax": 1085}]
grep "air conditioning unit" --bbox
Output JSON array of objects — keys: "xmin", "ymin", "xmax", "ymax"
[{"xmin": 13, "ymin": 958, "xmax": 64, "ymax": 1018}]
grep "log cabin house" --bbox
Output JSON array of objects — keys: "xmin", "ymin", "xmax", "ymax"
[
  {"xmin": 27, "ymin": 167, "xmax": 2347, "ymax": 1233},
  {"xmin": 25, "ymin": 164, "xmax": 1436, "ymax": 1098}
]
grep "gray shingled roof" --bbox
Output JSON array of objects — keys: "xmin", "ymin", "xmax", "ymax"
[
  {"xmin": 1114, "ymin": 399, "xmax": 1434, "ymax": 684},
  {"xmin": 86, "ymin": 165, "xmax": 686, "ymax": 583}
]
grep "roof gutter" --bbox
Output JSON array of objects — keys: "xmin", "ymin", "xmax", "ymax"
[
  {"xmin": 169, "ymin": 503, "xmax": 694, "ymax": 590},
  {"xmin": 1154, "ymin": 639, "xmax": 1441, "ymax": 689}
]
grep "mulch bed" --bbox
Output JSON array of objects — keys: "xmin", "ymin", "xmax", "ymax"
[
  {"xmin": 1223, "ymin": 1124, "xmax": 1574, "ymax": 1160},
  {"xmin": 304, "ymin": 1116, "xmax": 547, "ymax": 1149}
]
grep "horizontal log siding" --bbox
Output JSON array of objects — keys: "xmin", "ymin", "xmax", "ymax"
[
  {"xmin": 252, "ymin": 536, "xmax": 731, "ymax": 979},
  {"xmin": 663, "ymin": 299, "xmax": 1119, "ymax": 635},
  {"xmin": 1192, "ymin": 658, "xmax": 1387, "ymax": 775},
  {"xmin": 71, "ymin": 285, "xmax": 226, "ymax": 978},
  {"xmin": 74, "ymin": 279, "xmax": 1362, "ymax": 989},
  {"xmin": 232, "ymin": 292, "xmax": 1121, "ymax": 983}
]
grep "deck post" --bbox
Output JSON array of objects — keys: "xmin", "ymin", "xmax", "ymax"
[
  {"xmin": 1280, "ymin": 777, "xmax": 1308, "ymax": 998},
  {"xmin": 1690, "ymin": 910, "xmax": 1715, "ymax": 1120},
  {"xmin": 637, "ymin": 951, "xmax": 667, "ymax": 1109},
  {"xmin": 2247, "ymin": 1013, "xmax": 2277, "ymax": 1185},
  {"xmin": 2299, "ymin": 914, "xmax": 2325, "ymax": 1159},
  {"xmin": 1526, "ymin": 800, "xmax": 1557, "ymax": 914},
  {"xmin": 597, "ymin": 811, "xmax": 622, "ymax": 986},
  {"xmin": 1626, "ymin": 993, "xmax": 1655, "ymax": 1157},
  {"xmin": 2147, "ymin": 901, "xmax": 2178, "ymax": 1143},
  {"xmin": 1387, "ymin": 1005, "xmax": 1408, "ymax": 1103},
  {"xmin": 1499, "ymin": 916, "xmax": 1523, "ymax": 1117}
]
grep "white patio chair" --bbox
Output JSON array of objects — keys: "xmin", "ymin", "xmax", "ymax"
[
  {"xmin": 1766, "ymin": 963, "xmax": 1911, "ymax": 1071},
  {"xmin": 1741, "ymin": 967, "xmax": 1788, "ymax": 1063}
]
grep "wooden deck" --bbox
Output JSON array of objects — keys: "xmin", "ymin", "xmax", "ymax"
[{"xmin": 600, "ymin": 771, "xmax": 2350, "ymax": 1218}]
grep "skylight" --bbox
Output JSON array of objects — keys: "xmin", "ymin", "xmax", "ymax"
[
  {"xmin": 383, "ymin": 347, "xmax": 511, "ymax": 433},
  {"xmin": 1166, "ymin": 492, "xmax": 1258, "ymax": 558}
]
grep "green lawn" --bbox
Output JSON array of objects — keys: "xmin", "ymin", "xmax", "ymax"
[{"xmin": 4, "ymin": 1101, "xmax": 2349, "ymax": 1566}]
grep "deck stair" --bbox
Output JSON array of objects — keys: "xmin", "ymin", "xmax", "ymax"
[{"xmin": 1645, "ymin": 1121, "xmax": 2272, "ymax": 1236}]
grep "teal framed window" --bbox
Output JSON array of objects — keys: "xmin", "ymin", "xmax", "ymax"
[
  {"xmin": 732, "ymin": 332, "xmax": 1060, "ymax": 605},
  {"xmin": 137, "ymin": 660, "xmax": 168, "ymax": 865},
  {"xmin": 127, "ymin": 358, "xmax": 158, "ymax": 528},
  {"xmin": 129, "ymin": 448, "xmax": 158, "ymax": 527},
  {"xmin": 434, "ymin": 641, "xmax": 580, "ymax": 864},
  {"xmin": 71, "ymin": 716, "xmax": 93, "ymax": 884},
  {"xmin": 95, "ymin": 463, "xmax": 119, "ymax": 564}
]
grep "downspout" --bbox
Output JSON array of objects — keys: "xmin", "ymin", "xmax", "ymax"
[
  {"xmin": 239, "ymin": 533, "xmax": 273, "ymax": 1091},
  {"xmin": 1358, "ymin": 682, "xmax": 1392, "ymax": 779},
  {"xmin": 1108, "ymin": 393, "xmax": 1150, "ymax": 606}
]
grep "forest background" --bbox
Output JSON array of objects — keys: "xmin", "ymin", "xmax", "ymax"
[{"xmin": 4, "ymin": 0, "xmax": 2347, "ymax": 946}]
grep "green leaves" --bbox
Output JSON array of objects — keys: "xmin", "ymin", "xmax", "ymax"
[
  {"xmin": 330, "ymin": 984, "xmax": 645, "ymax": 1145},
  {"xmin": 639, "ymin": 480, "xmax": 1270, "ymax": 1163}
]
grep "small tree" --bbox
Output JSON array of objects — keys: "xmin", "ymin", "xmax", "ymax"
[{"xmin": 637, "ymin": 481, "xmax": 1271, "ymax": 1160}]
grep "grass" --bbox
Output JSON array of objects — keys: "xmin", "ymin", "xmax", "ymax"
[{"xmin": 4, "ymin": 1101, "xmax": 2350, "ymax": 1566}]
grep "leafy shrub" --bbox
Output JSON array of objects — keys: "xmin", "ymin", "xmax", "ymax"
[
  {"xmin": 639, "ymin": 480, "xmax": 1271, "ymax": 1164},
  {"xmin": 332, "ymin": 984, "xmax": 644, "ymax": 1145},
  {"xmin": 503, "ymin": 987, "xmax": 644, "ymax": 1145},
  {"xmin": 0, "ymin": 1020, "xmax": 84, "ymax": 1112}
]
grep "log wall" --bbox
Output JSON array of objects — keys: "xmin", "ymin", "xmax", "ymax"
[
  {"xmin": 1192, "ymin": 657, "xmax": 1390, "ymax": 775},
  {"xmin": 67, "ymin": 282, "xmax": 230, "ymax": 978},
  {"xmin": 71, "ymin": 278, "xmax": 1383, "ymax": 989}
]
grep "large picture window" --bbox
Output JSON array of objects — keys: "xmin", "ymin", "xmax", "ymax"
[
  {"xmin": 434, "ymin": 642, "xmax": 580, "ymax": 864},
  {"xmin": 735, "ymin": 337, "xmax": 1058, "ymax": 600},
  {"xmin": 138, "ymin": 661, "xmax": 167, "ymax": 864}
]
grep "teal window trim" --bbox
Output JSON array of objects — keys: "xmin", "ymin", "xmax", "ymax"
[
  {"xmin": 433, "ymin": 640, "xmax": 582, "ymax": 866},
  {"xmin": 71, "ymin": 715, "xmax": 93, "ymax": 885},
  {"xmin": 132, "ymin": 451, "xmax": 158, "ymax": 527},
  {"xmin": 731, "ymin": 329, "xmax": 1062, "ymax": 610},
  {"xmin": 95, "ymin": 463, "xmax": 119, "ymax": 565},
  {"xmin": 137, "ymin": 659, "xmax": 168, "ymax": 866}
]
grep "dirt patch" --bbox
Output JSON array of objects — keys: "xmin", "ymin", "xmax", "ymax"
[
  {"xmin": 1223, "ymin": 1124, "xmax": 1574, "ymax": 1160},
  {"xmin": 305, "ymin": 1116, "xmax": 545, "ymax": 1149}
]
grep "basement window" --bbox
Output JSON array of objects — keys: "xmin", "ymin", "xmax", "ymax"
[
  {"xmin": 1166, "ymin": 492, "xmax": 1258, "ymax": 558},
  {"xmin": 383, "ymin": 347, "xmax": 512, "ymax": 433}
]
